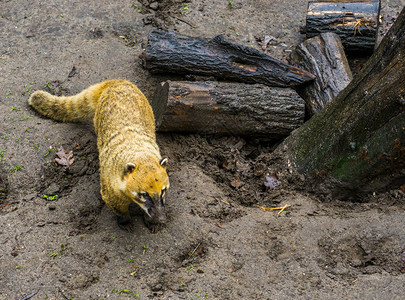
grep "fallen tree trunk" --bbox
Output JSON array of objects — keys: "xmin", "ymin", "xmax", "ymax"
[
  {"xmin": 152, "ymin": 81, "xmax": 305, "ymax": 139},
  {"xmin": 306, "ymin": 0, "xmax": 381, "ymax": 52},
  {"xmin": 289, "ymin": 32, "xmax": 353, "ymax": 116},
  {"xmin": 273, "ymin": 6, "xmax": 405, "ymax": 198},
  {"xmin": 142, "ymin": 30, "xmax": 315, "ymax": 88}
]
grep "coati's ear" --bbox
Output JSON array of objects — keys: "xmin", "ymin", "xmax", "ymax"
[
  {"xmin": 160, "ymin": 157, "xmax": 168, "ymax": 168},
  {"xmin": 124, "ymin": 163, "xmax": 136, "ymax": 175}
]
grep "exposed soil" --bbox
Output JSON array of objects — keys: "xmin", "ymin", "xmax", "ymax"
[{"xmin": 0, "ymin": 1, "xmax": 404, "ymax": 299}]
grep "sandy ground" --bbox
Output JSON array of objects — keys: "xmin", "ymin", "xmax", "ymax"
[{"xmin": 0, "ymin": 0, "xmax": 404, "ymax": 299}]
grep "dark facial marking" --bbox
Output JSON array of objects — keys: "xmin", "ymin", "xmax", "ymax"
[{"xmin": 140, "ymin": 192, "xmax": 154, "ymax": 214}]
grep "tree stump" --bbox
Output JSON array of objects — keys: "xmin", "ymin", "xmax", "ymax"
[
  {"xmin": 306, "ymin": 0, "xmax": 381, "ymax": 52},
  {"xmin": 289, "ymin": 32, "xmax": 353, "ymax": 116},
  {"xmin": 152, "ymin": 81, "xmax": 305, "ymax": 139},
  {"xmin": 142, "ymin": 30, "xmax": 315, "ymax": 88},
  {"xmin": 274, "ymin": 7, "xmax": 405, "ymax": 198}
]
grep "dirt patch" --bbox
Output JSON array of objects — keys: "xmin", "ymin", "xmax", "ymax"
[
  {"xmin": 0, "ymin": 1, "xmax": 404, "ymax": 299},
  {"xmin": 136, "ymin": 0, "xmax": 193, "ymax": 29},
  {"xmin": 318, "ymin": 233, "xmax": 400, "ymax": 280},
  {"xmin": 38, "ymin": 134, "xmax": 99, "ymax": 198}
]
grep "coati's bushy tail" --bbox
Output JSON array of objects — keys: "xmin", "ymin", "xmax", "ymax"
[{"xmin": 28, "ymin": 80, "xmax": 123, "ymax": 122}]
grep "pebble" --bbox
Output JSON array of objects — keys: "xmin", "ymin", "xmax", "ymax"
[
  {"xmin": 23, "ymin": 193, "xmax": 37, "ymax": 201},
  {"xmin": 46, "ymin": 182, "xmax": 60, "ymax": 196},
  {"xmin": 143, "ymin": 16, "xmax": 153, "ymax": 25},
  {"xmin": 149, "ymin": 1, "xmax": 159, "ymax": 10}
]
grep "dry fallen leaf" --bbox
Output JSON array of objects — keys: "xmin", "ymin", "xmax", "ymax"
[
  {"xmin": 264, "ymin": 175, "xmax": 281, "ymax": 190},
  {"xmin": 230, "ymin": 178, "xmax": 244, "ymax": 189},
  {"xmin": 262, "ymin": 35, "xmax": 276, "ymax": 50},
  {"xmin": 55, "ymin": 146, "xmax": 74, "ymax": 167},
  {"xmin": 255, "ymin": 34, "xmax": 277, "ymax": 50}
]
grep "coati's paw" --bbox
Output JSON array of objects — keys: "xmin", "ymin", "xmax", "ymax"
[
  {"xmin": 117, "ymin": 215, "xmax": 133, "ymax": 231},
  {"xmin": 147, "ymin": 222, "xmax": 164, "ymax": 233},
  {"xmin": 143, "ymin": 216, "xmax": 165, "ymax": 233}
]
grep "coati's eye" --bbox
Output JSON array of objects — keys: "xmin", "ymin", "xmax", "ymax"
[{"xmin": 140, "ymin": 192, "xmax": 151, "ymax": 202}]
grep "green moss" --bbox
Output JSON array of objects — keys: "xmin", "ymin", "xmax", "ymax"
[{"xmin": 331, "ymin": 155, "xmax": 366, "ymax": 181}]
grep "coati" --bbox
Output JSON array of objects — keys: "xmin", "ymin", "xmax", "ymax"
[{"xmin": 28, "ymin": 79, "xmax": 169, "ymax": 232}]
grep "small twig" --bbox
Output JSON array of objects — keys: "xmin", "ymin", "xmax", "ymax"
[
  {"xmin": 257, "ymin": 204, "xmax": 291, "ymax": 215},
  {"xmin": 276, "ymin": 204, "xmax": 290, "ymax": 215},
  {"xmin": 0, "ymin": 202, "xmax": 18, "ymax": 208},
  {"xmin": 353, "ymin": 18, "xmax": 372, "ymax": 37},
  {"xmin": 221, "ymin": 200, "xmax": 230, "ymax": 205},
  {"xmin": 58, "ymin": 287, "xmax": 71, "ymax": 300},
  {"xmin": 189, "ymin": 242, "xmax": 201, "ymax": 257},
  {"xmin": 170, "ymin": 15, "xmax": 196, "ymax": 28},
  {"xmin": 21, "ymin": 290, "xmax": 39, "ymax": 300}
]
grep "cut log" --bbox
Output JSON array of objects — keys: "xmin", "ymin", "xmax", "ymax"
[
  {"xmin": 306, "ymin": 0, "xmax": 381, "ymax": 52},
  {"xmin": 152, "ymin": 81, "xmax": 305, "ymax": 139},
  {"xmin": 273, "ymin": 7, "xmax": 405, "ymax": 198},
  {"xmin": 289, "ymin": 32, "xmax": 353, "ymax": 116},
  {"xmin": 142, "ymin": 30, "xmax": 315, "ymax": 88}
]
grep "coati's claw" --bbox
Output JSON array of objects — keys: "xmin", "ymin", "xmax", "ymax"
[
  {"xmin": 147, "ymin": 223, "xmax": 164, "ymax": 233},
  {"xmin": 143, "ymin": 216, "xmax": 165, "ymax": 233}
]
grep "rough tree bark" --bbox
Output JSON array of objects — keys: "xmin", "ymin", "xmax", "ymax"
[
  {"xmin": 152, "ymin": 81, "xmax": 305, "ymax": 139},
  {"xmin": 274, "ymin": 7, "xmax": 405, "ymax": 198},
  {"xmin": 306, "ymin": 0, "xmax": 381, "ymax": 52},
  {"xmin": 142, "ymin": 30, "xmax": 315, "ymax": 87},
  {"xmin": 289, "ymin": 32, "xmax": 353, "ymax": 116}
]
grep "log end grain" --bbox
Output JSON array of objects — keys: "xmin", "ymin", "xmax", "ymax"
[{"xmin": 290, "ymin": 32, "xmax": 353, "ymax": 116}]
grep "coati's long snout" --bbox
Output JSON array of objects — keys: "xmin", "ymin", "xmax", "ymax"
[{"xmin": 144, "ymin": 197, "xmax": 167, "ymax": 226}]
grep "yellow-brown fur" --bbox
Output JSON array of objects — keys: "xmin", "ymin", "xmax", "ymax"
[{"xmin": 28, "ymin": 80, "xmax": 169, "ymax": 231}]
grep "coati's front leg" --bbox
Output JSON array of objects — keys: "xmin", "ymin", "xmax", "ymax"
[
  {"xmin": 101, "ymin": 190, "xmax": 131, "ymax": 225},
  {"xmin": 108, "ymin": 202, "xmax": 131, "ymax": 225}
]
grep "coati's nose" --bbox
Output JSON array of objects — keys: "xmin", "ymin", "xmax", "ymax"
[
  {"xmin": 149, "ymin": 205, "xmax": 166, "ymax": 224},
  {"xmin": 156, "ymin": 212, "xmax": 166, "ymax": 223}
]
